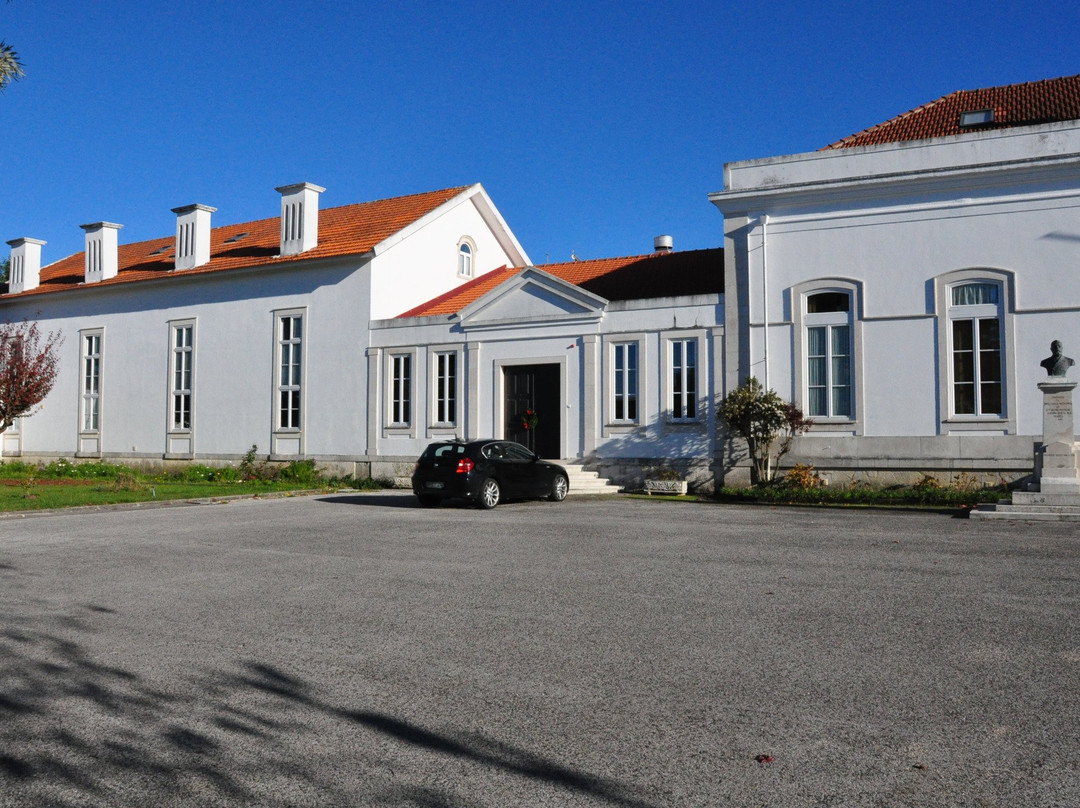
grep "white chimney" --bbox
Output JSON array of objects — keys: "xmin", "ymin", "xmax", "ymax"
[
  {"xmin": 5, "ymin": 237, "xmax": 46, "ymax": 293},
  {"xmin": 654, "ymin": 235, "xmax": 673, "ymax": 253},
  {"xmin": 172, "ymin": 204, "xmax": 216, "ymax": 270},
  {"xmin": 80, "ymin": 222, "xmax": 123, "ymax": 283},
  {"xmin": 276, "ymin": 182, "xmax": 325, "ymax": 256}
]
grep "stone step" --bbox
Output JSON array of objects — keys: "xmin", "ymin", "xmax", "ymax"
[
  {"xmin": 560, "ymin": 463, "xmax": 623, "ymax": 496},
  {"xmin": 970, "ymin": 508, "xmax": 1080, "ymax": 521},
  {"xmin": 1010, "ymin": 491, "xmax": 1080, "ymax": 507},
  {"xmin": 970, "ymin": 485, "xmax": 1080, "ymax": 520},
  {"xmin": 977, "ymin": 502, "xmax": 1080, "ymax": 514}
]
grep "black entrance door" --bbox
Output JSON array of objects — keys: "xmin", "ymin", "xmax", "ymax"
[{"xmin": 503, "ymin": 364, "xmax": 560, "ymax": 459}]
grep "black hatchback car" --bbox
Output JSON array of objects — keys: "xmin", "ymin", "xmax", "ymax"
[{"xmin": 412, "ymin": 440, "xmax": 569, "ymax": 509}]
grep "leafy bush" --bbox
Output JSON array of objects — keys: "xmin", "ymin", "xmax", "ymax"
[
  {"xmin": 717, "ymin": 474, "xmax": 1005, "ymax": 508},
  {"xmin": 782, "ymin": 463, "xmax": 822, "ymax": 489},
  {"xmin": 173, "ymin": 464, "xmax": 242, "ymax": 483},
  {"xmin": 39, "ymin": 459, "xmax": 134, "ymax": 480},
  {"xmin": 279, "ymin": 458, "xmax": 320, "ymax": 485},
  {"xmin": 0, "ymin": 460, "xmax": 37, "ymax": 477},
  {"xmin": 645, "ymin": 465, "xmax": 684, "ymax": 481},
  {"xmin": 719, "ymin": 377, "xmax": 812, "ymax": 485}
]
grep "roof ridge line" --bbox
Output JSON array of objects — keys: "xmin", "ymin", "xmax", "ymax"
[{"xmin": 535, "ymin": 247, "xmax": 718, "ymax": 268}]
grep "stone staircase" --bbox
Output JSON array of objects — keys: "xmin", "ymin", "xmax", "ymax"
[
  {"xmin": 560, "ymin": 462, "xmax": 623, "ymax": 496},
  {"xmin": 970, "ymin": 491, "xmax": 1080, "ymax": 521}
]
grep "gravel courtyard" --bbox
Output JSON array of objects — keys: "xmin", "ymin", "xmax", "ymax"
[{"xmin": 1, "ymin": 494, "xmax": 1078, "ymax": 807}]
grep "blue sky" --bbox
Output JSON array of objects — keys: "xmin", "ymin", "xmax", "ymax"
[{"xmin": 3, "ymin": 0, "xmax": 1079, "ymax": 267}]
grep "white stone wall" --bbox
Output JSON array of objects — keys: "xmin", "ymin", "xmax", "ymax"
[
  {"xmin": 369, "ymin": 292, "xmax": 724, "ymax": 467},
  {"xmin": 2, "ymin": 258, "xmax": 371, "ymax": 463},
  {"xmin": 368, "ymin": 189, "xmax": 528, "ymax": 320},
  {"xmin": 712, "ymin": 121, "xmax": 1080, "ymax": 480}
]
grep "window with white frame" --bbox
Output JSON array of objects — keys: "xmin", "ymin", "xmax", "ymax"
[
  {"xmin": 433, "ymin": 351, "xmax": 457, "ymax": 425},
  {"xmin": 390, "ymin": 353, "xmax": 412, "ymax": 426},
  {"xmin": 669, "ymin": 338, "xmax": 698, "ymax": 421},
  {"xmin": 458, "ymin": 239, "xmax": 474, "ymax": 278},
  {"xmin": 612, "ymin": 342, "xmax": 639, "ymax": 422},
  {"xmin": 805, "ymin": 291, "xmax": 852, "ymax": 418},
  {"xmin": 277, "ymin": 314, "xmax": 302, "ymax": 430},
  {"xmin": 170, "ymin": 323, "xmax": 194, "ymax": 431},
  {"xmin": 948, "ymin": 281, "xmax": 1003, "ymax": 416},
  {"xmin": 81, "ymin": 331, "xmax": 102, "ymax": 432}
]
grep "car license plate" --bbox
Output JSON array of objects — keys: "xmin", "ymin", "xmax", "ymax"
[{"xmin": 425, "ymin": 482, "xmax": 444, "ymax": 489}]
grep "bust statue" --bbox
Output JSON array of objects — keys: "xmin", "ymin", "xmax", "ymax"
[{"xmin": 1040, "ymin": 340, "xmax": 1075, "ymax": 378}]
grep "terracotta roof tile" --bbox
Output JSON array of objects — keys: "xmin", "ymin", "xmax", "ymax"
[
  {"xmin": 6, "ymin": 186, "xmax": 471, "ymax": 299},
  {"xmin": 398, "ymin": 248, "xmax": 723, "ymax": 318},
  {"xmin": 824, "ymin": 74, "xmax": 1080, "ymax": 149}
]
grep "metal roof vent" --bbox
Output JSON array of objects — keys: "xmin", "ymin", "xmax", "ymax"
[{"xmin": 654, "ymin": 235, "xmax": 673, "ymax": 253}]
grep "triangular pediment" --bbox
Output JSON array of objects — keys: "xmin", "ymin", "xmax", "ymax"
[{"xmin": 458, "ymin": 267, "xmax": 607, "ymax": 330}]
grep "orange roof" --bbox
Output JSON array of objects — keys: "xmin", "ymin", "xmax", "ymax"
[
  {"xmin": 824, "ymin": 74, "xmax": 1080, "ymax": 150},
  {"xmin": 6, "ymin": 186, "xmax": 471, "ymax": 299},
  {"xmin": 399, "ymin": 248, "xmax": 723, "ymax": 318}
]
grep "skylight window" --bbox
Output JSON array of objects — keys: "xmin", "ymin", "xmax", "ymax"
[
  {"xmin": 150, "ymin": 245, "xmax": 172, "ymax": 255},
  {"xmin": 959, "ymin": 109, "xmax": 994, "ymax": 127},
  {"xmin": 224, "ymin": 232, "xmax": 250, "ymax": 243}
]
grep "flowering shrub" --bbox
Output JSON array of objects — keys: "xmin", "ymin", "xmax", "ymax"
[{"xmin": 782, "ymin": 463, "xmax": 821, "ymax": 489}]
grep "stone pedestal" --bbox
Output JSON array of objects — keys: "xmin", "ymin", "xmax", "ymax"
[{"xmin": 1036, "ymin": 380, "xmax": 1080, "ymax": 493}]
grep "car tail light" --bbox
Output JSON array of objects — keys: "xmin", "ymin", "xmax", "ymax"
[{"xmin": 456, "ymin": 457, "xmax": 474, "ymax": 474}]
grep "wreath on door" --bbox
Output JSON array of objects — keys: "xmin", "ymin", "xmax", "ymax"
[{"xmin": 521, "ymin": 409, "xmax": 539, "ymax": 431}]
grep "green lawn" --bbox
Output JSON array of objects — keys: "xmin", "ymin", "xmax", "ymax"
[{"xmin": 0, "ymin": 458, "xmax": 387, "ymax": 512}]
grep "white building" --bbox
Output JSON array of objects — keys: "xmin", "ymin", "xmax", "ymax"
[
  {"xmin": 710, "ymin": 74, "xmax": 1080, "ymax": 484},
  {"xmin": 367, "ymin": 247, "xmax": 724, "ymax": 487},
  {"xmin": 3, "ymin": 183, "xmax": 724, "ymax": 490},
  {"xmin": 2, "ymin": 184, "xmax": 530, "ymax": 473}
]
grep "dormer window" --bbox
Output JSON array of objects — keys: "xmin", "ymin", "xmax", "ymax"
[
  {"xmin": 959, "ymin": 109, "xmax": 994, "ymax": 128},
  {"xmin": 458, "ymin": 238, "xmax": 475, "ymax": 278}
]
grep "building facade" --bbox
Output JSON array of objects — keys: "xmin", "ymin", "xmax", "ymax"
[
  {"xmin": 710, "ymin": 75, "xmax": 1080, "ymax": 484},
  {"xmin": 2, "ymin": 184, "xmax": 530, "ymax": 474},
  {"xmin": 367, "ymin": 249, "xmax": 724, "ymax": 488}
]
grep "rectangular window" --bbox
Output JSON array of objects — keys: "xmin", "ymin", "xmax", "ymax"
[
  {"xmin": 278, "ymin": 314, "xmax": 302, "ymax": 430},
  {"xmin": 434, "ymin": 352, "xmax": 456, "ymax": 424},
  {"xmin": 670, "ymin": 338, "xmax": 697, "ymax": 420},
  {"xmin": 952, "ymin": 318, "xmax": 1002, "ymax": 415},
  {"xmin": 81, "ymin": 332, "xmax": 102, "ymax": 432},
  {"xmin": 170, "ymin": 324, "xmax": 194, "ymax": 431},
  {"xmin": 613, "ymin": 342, "xmax": 638, "ymax": 422},
  {"xmin": 806, "ymin": 324, "xmax": 851, "ymax": 417},
  {"xmin": 391, "ymin": 354, "xmax": 411, "ymax": 425}
]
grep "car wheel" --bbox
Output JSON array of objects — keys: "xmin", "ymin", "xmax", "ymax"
[
  {"xmin": 417, "ymin": 494, "xmax": 440, "ymax": 507},
  {"xmin": 479, "ymin": 478, "xmax": 501, "ymax": 509},
  {"xmin": 549, "ymin": 474, "xmax": 568, "ymax": 502}
]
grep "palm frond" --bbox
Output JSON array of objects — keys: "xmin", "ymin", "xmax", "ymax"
[{"xmin": 0, "ymin": 41, "xmax": 26, "ymax": 91}]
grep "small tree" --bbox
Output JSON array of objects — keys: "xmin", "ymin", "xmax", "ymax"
[
  {"xmin": 719, "ymin": 377, "xmax": 812, "ymax": 485},
  {"xmin": 0, "ymin": 319, "xmax": 63, "ymax": 434}
]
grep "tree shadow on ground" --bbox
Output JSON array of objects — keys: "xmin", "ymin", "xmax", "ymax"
[{"xmin": 0, "ymin": 603, "xmax": 662, "ymax": 807}]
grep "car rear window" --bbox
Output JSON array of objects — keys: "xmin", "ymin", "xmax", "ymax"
[{"xmin": 423, "ymin": 443, "xmax": 466, "ymax": 459}]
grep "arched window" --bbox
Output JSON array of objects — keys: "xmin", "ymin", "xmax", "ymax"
[
  {"xmin": 791, "ymin": 278, "xmax": 863, "ymax": 431},
  {"xmin": 457, "ymin": 239, "xmax": 474, "ymax": 278},
  {"xmin": 934, "ymin": 268, "xmax": 1015, "ymax": 432},
  {"xmin": 804, "ymin": 291, "xmax": 852, "ymax": 418},
  {"xmin": 947, "ymin": 281, "xmax": 1003, "ymax": 416}
]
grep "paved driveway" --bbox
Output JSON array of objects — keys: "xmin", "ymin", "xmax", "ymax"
[{"xmin": 1, "ymin": 494, "xmax": 1078, "ymax": 807}]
